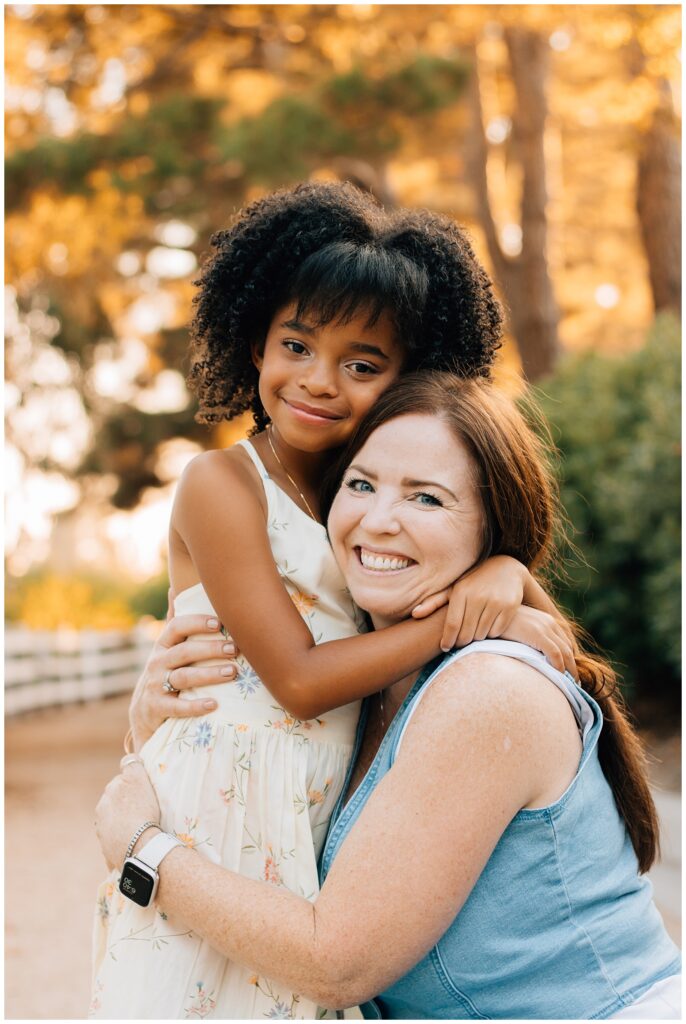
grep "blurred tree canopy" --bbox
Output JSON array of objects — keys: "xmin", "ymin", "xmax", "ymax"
[
  {"xmin": 5, "ymin": 4, "xmax": 681, "ymax": 558},
  {"xmin": 534, "ymin": 313, "xmax": 681, "ymax": 713}
]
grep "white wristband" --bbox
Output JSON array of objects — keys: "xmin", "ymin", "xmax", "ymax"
[{"xmin": 135, "ymin": 831, "xmax": 184, "ymax": 871}]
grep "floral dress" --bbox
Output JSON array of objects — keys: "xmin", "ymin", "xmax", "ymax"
[{"xmin": 91, "ymin": 441, "xmax": 366, "ymax": 1020}]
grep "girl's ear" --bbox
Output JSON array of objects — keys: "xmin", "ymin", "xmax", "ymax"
[{"xmin": 251, "ymin": 341, "xmax": 264, "ymax": 371}]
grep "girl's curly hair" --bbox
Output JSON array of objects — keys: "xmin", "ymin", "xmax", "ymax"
[{"xmin": 188, "ymin": 181, "xmax": 503, "ymax": 430}]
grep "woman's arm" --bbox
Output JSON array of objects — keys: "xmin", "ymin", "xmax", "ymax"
[
  {"xmin": 173, "ymin": 450, "xmax": 447, "ymax": 721},
  {"xmin": 97, "ymin": 654, "xmax": 580, "ymax": 1008}
]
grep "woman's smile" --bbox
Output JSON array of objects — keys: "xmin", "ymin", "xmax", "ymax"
[
  {"xmin": 328, "ymin": 413, "xmax": 484, "ymax": 628},
  {"xmin": 356, "ymin": 546, "xmax": 417, "ymax": 573}
]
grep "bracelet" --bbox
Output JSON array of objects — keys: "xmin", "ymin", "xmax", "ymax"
[
  {"xmin": 124, "ymin": 820, "xmax": 160, "ymax": 861},
  {"xmin": 123, "ymin": 727, "xmax": 134, "ymax": 755}
]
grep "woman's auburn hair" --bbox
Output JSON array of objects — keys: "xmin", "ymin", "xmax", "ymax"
[{"xmin": 321, "ymin": 371, "xmax": 659, "ymax": 873}]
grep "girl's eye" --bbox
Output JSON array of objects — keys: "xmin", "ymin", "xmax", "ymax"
[
  {"xmin": 344, "ymin": 477, "xmax": 374, "ymax": 494},
  {"xmin": 413, "ymin": 492, "xmax": 443, "ymax": 507},
  {"xmin": 347, "ymin": 361, "xmax": 380, "ymax": 377},
  {"xmin": 283, "ymin": 339, "xmax": 308, "ymax": 355}
]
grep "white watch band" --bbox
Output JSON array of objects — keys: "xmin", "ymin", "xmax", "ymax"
[{"xmin": 135, "ymin": 831, "xmax": 184, "ymax": 870}]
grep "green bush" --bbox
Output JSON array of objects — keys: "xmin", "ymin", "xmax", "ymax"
[{"xmin": 531, "ymin": 314, "xmax": 681, "ymax": 709}]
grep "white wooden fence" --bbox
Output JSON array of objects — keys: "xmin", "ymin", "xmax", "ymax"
[{"xmin": 5, "ymin": 622, "xmax": 160, "ymax": 715}]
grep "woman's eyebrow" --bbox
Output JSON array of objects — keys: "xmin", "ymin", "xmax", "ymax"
[
  {"xmin": 403, "ymin": 477, "xmax": 458, "ymax": 500},
  {"xmin": 347, "ymin": 465, "xmax": 458, "ymax": 501}
]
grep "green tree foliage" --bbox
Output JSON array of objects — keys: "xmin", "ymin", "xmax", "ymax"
[
  {"xmin": 7, "ymin": 49, "xmax": 470, "ymax": 510},
  {"xmin": 533, "ymin": 314, "xmax": 680, "ymax": 705}
]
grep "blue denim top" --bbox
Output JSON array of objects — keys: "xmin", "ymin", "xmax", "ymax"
[{"xmin": 319, "ymin": 640, "xmax": 680, "ymax": 1020}]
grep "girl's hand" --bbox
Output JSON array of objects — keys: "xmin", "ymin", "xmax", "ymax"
[
  {"xmin": 501, "ymin": 606, "xmax": 578, "ymax": 678},
  {"xmin": 412, "ymin": 555, "xmax": 526, "ymax": 651},
  {"xmin": 129, "ymin": 615, "xmax": 239, "ymax": 752},
  {"xmin": 95, "ymin": 762, "xmax": 161, "ymax": 871}
]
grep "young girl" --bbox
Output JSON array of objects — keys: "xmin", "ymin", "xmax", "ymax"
[{"xmin": 90, "ymin": 182, "xmax": 572, "ymax": 1020}]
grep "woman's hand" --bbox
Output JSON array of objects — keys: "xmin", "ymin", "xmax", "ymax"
[
  {"xmin": 95, "ymin": 762, "xmax": 162, "ymax": 871},
  {"xmin": 412, "ymin": 555, "xmax": 526, "ymax": 650},
  {"xmin": 129, "ymin": 615, "xmax": 239, "ymax": 752}
]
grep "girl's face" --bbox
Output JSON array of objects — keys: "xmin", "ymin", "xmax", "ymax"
[
  {"xmin": 253, "ymin": 302, "xmax": 405, "ymax": 453},
  {"xmin": 328, "ymin": 414, "xmax": 484, "ymax": 628}
]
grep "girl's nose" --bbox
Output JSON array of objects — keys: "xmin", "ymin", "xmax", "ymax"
[{"xmin": 297, "ymin": 361, "xmax": 338, "ymax": 398}]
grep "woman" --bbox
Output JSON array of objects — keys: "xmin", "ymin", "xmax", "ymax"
[{"xmin": 96, "ymin": 373, "xmax": 680, "ymax": 1019}]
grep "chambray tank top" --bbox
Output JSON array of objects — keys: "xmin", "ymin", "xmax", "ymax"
[{"xmin": 319, "ymin": 640, "xmax": 681, "ymax": 1020}]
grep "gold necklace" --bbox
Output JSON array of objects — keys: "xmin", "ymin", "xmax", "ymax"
[{"xmin": 267, "ymin": 426, "xmax": 320, "ymax": 523}]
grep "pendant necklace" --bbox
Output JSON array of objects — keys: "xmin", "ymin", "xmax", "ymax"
[{"xmin": 267, "ymin": 426, "xmax": 319, "ymax": 523}]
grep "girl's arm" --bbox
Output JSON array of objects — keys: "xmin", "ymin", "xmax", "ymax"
[
  {"xmin": 173, "ymin": 450, "xmax": 447, "ymax": 720},
  {"xmin": 98, "ymin": 654, "xmax": 579, "ymax": 1008},
  {"xmin": 412, "ymin": 557, "xmax": 577, "ymax": 675}
]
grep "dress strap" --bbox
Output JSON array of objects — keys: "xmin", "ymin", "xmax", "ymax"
[
  {"xmin": 235, "ymin": 438, "xmax": 270, "ymax": 481},
  {"xmin": 391, "ymin": 639, "xmax": 598, "ymax": 763}
]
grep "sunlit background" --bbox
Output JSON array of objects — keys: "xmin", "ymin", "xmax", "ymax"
[
  {"xmin": 5, "ymin": 4, "xmax": 681, "ymax": 596},
  {"xmin": 4, "ymin": 5, "xmax": 681, "ymax": 1017}
]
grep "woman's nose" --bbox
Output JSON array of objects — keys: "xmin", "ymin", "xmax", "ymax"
[{"xmin": 360, "ymin": 497, "xmax": 401, "ymax": 536}]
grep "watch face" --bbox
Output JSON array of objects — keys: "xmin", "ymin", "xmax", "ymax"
[{"xmin": 119, "ymin": 860, "xmax": 155, "ymax": 907}]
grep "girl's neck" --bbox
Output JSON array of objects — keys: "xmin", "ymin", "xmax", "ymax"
[
  {"xmin": 255, "ymin": 428, "xmax": 333, "ymax": 520},
  {"xmin": 268, "ymin": 429, "xmax": 332, "ymax": 487}
]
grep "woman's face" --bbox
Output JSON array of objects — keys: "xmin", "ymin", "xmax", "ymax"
[{"xmin": 328, "ymin": 414, "xmax": 484, "ymax": 628}]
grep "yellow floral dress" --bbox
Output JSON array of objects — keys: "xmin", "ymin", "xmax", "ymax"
[{"xmin": 91, "ymin": 440, "xmax": 366, "ymax": 1020}]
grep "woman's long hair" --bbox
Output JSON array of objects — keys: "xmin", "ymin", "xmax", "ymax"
[{"xmin": 321, "ymin": 371, "xmax": 659, "ymax": 872}]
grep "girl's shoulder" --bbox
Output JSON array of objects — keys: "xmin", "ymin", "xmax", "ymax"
[{"xmin": 175, "ymin": 444, "xmax": 267, "ymax": 518}]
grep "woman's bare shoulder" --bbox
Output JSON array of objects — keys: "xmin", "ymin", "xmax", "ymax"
[{"xmin": 399, "ymin": 652, "xmax": 581, "ymax": 790}]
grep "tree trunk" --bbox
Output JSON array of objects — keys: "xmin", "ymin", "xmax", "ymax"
[
  {"xmin": 636, "ymin": 98, "xmax": 681, "ymax": 315},
  {"xmin": 466, "ymin": 29, "xmax": 561, "ymax": 381}
]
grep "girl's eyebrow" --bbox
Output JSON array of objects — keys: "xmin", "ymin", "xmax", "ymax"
[
  {"xmin": 282, "ymin": 318, "xmax": 315, "ymax": 334},
  {"xmin": 349, "ymin": 343, "xmax": 390, "ymax": 361},
  {"xmin": 280, "ymin": 321, "xmax": 390, "ymax": 361},
  {"xmin": 347, "ymin": 464, "xmax": 457, "ymax": 500}
]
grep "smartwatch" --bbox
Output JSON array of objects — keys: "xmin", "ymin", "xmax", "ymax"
[{"xmin": 119, "ymin": 831, "xmax": 184, "ymax": 907}]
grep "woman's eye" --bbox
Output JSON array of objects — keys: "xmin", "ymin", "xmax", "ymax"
[
  {"xmin": 344, "ymin": 477, "xmax": 374, "ymax": 493},
  {"xmin": 413, "ymin": 492, "xmax": 443, "ymax": 507},
  {"xmin": 347, "ymin": 361, "xmax": 379, "ymax": 376},
  {"xmin": 284, "ymin": 339, "xmax": 308, "ymax": 355}
]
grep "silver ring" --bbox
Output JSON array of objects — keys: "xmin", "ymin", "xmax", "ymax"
[
  {"xmin": 162, "ymin": 669, "xmax": 180, "ymax": 695},
  {"xmin": 120, "ymin": 753, "xmax": 144, "ymax": 769}
]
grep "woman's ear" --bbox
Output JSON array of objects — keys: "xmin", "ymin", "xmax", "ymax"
[{"xmin": 251, "ymin": 341, "xmax": 264, "ymax": 372}]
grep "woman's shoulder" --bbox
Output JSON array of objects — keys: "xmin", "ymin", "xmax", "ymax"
[
  {"xmin": 393, "ymin": 649, "xmax": 583, "ymax": 812},
  {"xmin": 401, "ymin": 649, "xmax": 581, "ymax": 771}
]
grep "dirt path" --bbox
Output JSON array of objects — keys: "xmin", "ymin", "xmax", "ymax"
[
  {"xmin": 4, "ymin": 697, "xmax": 681, "ymax": 1020},
  {"xmin": 5, "ymin": 696, "xmax": 130, "ymax": 1020}
]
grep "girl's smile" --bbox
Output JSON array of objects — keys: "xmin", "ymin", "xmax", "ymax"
[
  {"xmin": 280, "ymin": 396, "xmax": 346, "ymax": 425},
  {"xmin": 253, "ymin": 303, "xmax": 405, "ymax": 454}
]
